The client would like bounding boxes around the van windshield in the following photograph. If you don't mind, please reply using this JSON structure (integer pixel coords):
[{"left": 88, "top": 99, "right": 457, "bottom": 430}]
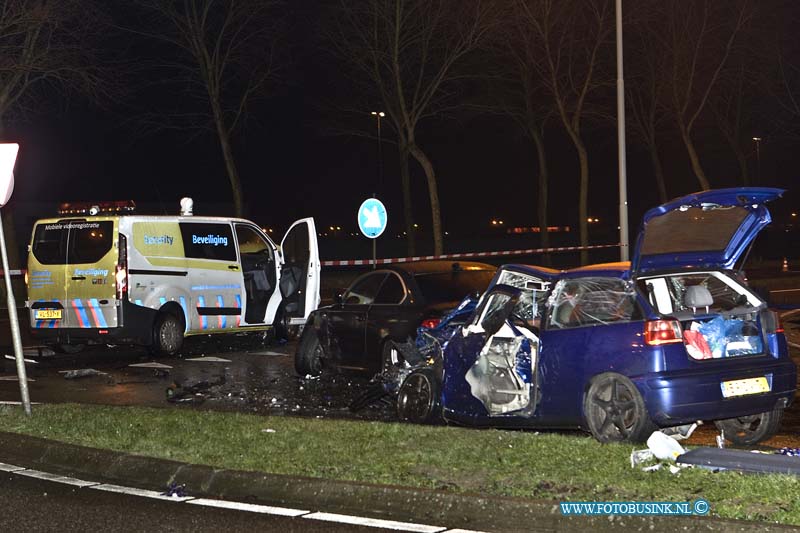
[{"left": 32, "top": 221, "right": 115, "bottom": 265}]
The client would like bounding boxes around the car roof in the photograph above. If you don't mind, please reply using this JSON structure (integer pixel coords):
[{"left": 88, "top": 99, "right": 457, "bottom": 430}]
[
  {"left": 499, "top": 262, "right": 631, "bottom": 280},
  {"left": 385, "top": 260, "right": 496, "bottom": 275}
]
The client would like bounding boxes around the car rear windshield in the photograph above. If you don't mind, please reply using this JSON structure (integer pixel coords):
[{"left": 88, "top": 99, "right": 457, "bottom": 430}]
[
  {"left": 31, "top": 220, "right": 115, "bottom": 265},
  {"left": 413, "top": 270, "right": 495, "bottom": 304}
]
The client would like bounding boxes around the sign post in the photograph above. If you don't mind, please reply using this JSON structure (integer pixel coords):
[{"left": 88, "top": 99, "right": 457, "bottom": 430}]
[
  {"left": 0, "top": 143, "right": 30, "bottom": 416},
  {"left": 357, "top": 198, "right": 387, "bottom": 269}
]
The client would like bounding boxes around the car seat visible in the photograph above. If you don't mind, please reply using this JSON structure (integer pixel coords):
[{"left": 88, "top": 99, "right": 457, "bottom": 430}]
[{"left": 684, "top": 285, "right": 713, "bottom": 313}]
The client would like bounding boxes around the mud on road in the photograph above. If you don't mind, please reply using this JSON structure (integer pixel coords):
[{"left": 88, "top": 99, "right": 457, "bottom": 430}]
[{"left": 1, "top": 311, "right": 799, "bottom": 449}]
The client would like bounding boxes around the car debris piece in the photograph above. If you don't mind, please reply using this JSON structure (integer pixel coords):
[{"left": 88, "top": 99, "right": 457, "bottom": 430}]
[
  {"left": 4, "top": 354, "right": 37, "bottom": 364},
  {"left": 677, "top": 448, "right": 800, "bottom": 475},
  {"left": 60, "top": 368, "right": 108, "bottom": 379},
  {"left": 129, "top": 362, "right": 173, "bottom": 369},
  {"left": 646, "top": 431, "right": 686, "bottom": 461},
  {"left": 349, "top": 378, "right": 391, "bottom": 412},
  {"left": 165, "top": 376, "right": 225, "bottom": 403},
  {"left": 185, "top": 356, "right": 232, "bottom": 362},
  {"left": 161, "top": 482, "right": 188, "bottom": 498}
]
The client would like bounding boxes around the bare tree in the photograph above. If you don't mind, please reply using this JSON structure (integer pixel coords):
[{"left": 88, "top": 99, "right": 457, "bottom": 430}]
[
  {"left": 330, "top": 0, "right": 496, "bottom": 256},
  {"left": 0, "top": 0, "right": 107, "bottom": 267},
  {"left": 625, "top": 1, "right": 670, "bottom": 202},
  {"left": 517, "top": 0, "right": 613, "bottom": 264},
  {"left": 129, "top": 0, "right": 286, "bottom": 217},
  {"left": 662, "top": 0, "right": 752, "bottom": 191}
]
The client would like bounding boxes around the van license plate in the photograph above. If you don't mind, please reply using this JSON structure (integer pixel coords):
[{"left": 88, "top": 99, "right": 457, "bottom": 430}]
[
  {"left": 721, "top": 377, "right": 770, "bottom": 398},
  {"left": 35, "top": 309, "right": 62, "bottom": 320}
]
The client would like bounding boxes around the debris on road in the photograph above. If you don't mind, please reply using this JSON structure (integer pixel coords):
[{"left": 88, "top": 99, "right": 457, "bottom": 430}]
[
  {"left": 129, "top": 362, "right": 173, "bottom": 369},
  {"left": 185, "top": 356, "right": 232, "bottom": 362},
  {"left": 4, "top": 354, "right": 38, "bottom": 364},
  {"left": 161, "top": 482, "right": 188, "bottom": 498},
  {"left": 165, "top": 376, "right": 226, "bottom": 404},
  {"left": 60, "top": 369, "right": 109, "bottom": 379}
]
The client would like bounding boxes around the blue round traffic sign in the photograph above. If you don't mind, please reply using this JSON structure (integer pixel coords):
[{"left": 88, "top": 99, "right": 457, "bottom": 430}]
[{"left": 357, "top": 198, "right": 388, "bottom": 239}]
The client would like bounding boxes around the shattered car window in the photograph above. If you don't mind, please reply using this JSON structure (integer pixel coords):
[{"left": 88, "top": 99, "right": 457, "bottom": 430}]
[{"left": 548, "top": 277, "right": 639, "bottom": 329}]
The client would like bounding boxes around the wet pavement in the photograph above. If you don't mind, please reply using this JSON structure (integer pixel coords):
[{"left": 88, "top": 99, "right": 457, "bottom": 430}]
[{"left": 0, "top": 311, "right": 798, "bottom": 449}]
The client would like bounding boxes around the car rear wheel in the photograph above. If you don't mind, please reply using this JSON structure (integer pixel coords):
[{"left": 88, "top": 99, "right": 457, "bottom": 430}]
[
  {"left": 397, "top": 369, "right": 441, "bottom": 424},
  {"left": 295, "top": 328, "right": 323, "bottom": 376},
  {"left": 714, "top": 408, "right": 783, "bottom": 445},
  {"left": 584, "top": 373, "right": 655, "bottom": 443},
  {"left": 152, "top": 313, "right": 183, "bottom": 356}
]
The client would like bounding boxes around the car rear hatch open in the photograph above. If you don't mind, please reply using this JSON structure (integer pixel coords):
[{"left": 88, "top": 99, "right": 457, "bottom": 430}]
[{"left": 631, "top": 187, "right": 784, "bottom": 275}]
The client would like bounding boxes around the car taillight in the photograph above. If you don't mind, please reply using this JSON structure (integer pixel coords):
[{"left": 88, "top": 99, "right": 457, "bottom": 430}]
[
  {"left": 421, "top": 318, "right": 441, "bottom": 329},
  {"left": 116, "top": 234, "right": 128, "bottom": 299},
  {"left": 644, "top": 319, "right": 683, "bottom": 345}
]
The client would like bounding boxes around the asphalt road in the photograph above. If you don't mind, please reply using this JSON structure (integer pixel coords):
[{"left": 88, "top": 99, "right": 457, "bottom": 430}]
[{"left": 0, "top": 471, "right": 404, "bottom": 533}]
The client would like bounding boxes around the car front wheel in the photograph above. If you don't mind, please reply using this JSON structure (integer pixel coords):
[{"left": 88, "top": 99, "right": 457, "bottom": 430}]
[
  {"left": 714, "top": 408, "right": 783, "bottom": 445},
  {"left": 152, "top": 313, "right": 183, "bottom": 356},
  {"left": 397, "top": 369, "right": 441, "bottom": 424},
  {"left": 584, "top": 372, "right": 655, "bottom": 443},
  {"left": 295, "top": 328, "right": 323, "bottom": 376}
]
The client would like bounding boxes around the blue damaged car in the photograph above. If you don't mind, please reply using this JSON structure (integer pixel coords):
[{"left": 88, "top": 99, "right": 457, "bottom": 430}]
[{"left": 396, "top": 188, "right": 797, "bottom": 444}]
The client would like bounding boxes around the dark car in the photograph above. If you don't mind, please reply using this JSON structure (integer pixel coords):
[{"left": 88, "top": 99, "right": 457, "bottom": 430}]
[
  {"left": 295, "top": 261, "right": 496, "bottom": 377},
  {"left": 396, "top": 188, "right": 797, "bottom": 445}
]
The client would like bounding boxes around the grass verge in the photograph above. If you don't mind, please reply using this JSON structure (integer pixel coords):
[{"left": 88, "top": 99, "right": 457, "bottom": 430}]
[{"left": 1, "top": 403, "right": 798, "bottom": 524}]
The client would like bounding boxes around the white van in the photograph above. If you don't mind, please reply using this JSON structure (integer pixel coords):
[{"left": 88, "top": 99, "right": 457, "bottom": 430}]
[{"left": 26, "top": 200, "right": 320, "bottom": 355}]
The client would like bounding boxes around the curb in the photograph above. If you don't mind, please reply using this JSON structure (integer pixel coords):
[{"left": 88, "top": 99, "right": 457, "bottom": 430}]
[{"left": 0, "top": 432, "right": 796, "bottom": 532}]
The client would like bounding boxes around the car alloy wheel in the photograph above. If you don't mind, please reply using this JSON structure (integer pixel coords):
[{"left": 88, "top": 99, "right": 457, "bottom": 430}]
[
  {"left": 397, "top": 369, "right": 441, "bottom": 424},
  {"left": 714, "top": 408, "right": 783, "bottom": 445},
  {"left": 154, "top": 313, "right": 183, "bottom": 356},
  {"left": 584, "top": 372, "right": 654, "bottom": 443}
]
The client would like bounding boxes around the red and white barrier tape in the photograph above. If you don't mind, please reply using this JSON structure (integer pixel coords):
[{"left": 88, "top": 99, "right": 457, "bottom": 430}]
[{"left": 321, "top": 243, "right": 621, "bottom": 267}]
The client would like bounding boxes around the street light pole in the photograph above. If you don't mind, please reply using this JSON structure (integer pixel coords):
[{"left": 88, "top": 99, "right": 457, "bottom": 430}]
[
  {"left": 616, "top": 0, "right": 630, "bottom": 261},
  {"left": 370, "top": 111, "right": 384, "bottom": 269},
  {"left": 752, "top": 136, "right": 762, "bottom": 182},
  {"left": 371, "top": 111, "right": 385, "bottom": 196}
]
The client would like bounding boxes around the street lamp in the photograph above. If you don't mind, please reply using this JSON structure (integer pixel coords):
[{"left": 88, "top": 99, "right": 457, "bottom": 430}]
[
  {"left": 371, "top": 111, "right": 385, "bottom": 196},
  {"left": 752, "top": 137, "right": 762, "bottom": 182}
]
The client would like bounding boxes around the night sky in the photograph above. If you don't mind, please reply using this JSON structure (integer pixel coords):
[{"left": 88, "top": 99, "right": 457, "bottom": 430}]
[{"left": 6, "top": 1, "right": 800, "bottom": 261}]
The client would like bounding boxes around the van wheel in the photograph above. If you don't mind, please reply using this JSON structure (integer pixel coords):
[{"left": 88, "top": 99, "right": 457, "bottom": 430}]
[
  {"left": 295, "top": 328, "right": 323, "bottom": 376},
  {"left": 584, "top": 373, "right": 655, "bottom": 443},
  {"left": 397, "top": 369, "right": 441, "bottom": 424},
  {"left": 53, "top": 343, "right": 86, "bottom": 354},
  {"left": 714, "top": 408, "right": 783, "bottom": 445},
  {"left": 152, "top": 313, "right": 183, "bottom": 356}
]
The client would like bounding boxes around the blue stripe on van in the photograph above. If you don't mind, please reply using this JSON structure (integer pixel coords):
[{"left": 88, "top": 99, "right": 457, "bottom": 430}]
[{"left": 197, "top": 296, "right": 207, "bottom": 329}]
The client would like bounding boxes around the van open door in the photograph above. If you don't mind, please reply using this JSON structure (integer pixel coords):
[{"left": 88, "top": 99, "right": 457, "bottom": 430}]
[{"left": 279, "top": 217, "right": 320, "bottom": 324}]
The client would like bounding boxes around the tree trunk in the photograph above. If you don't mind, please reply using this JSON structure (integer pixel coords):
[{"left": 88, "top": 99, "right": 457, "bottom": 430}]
[
  {"left": 211, "top": 102, "right": 244, "bottom": 217},
  {"left": 398, "top": 141, "right": 416, "bottom": 256},
  {"left": 737, "top": 149, "right": 749, "bottom": 186},
  {"left": 679, "top": 124, "right": 711, "bottom": 191},
  {"left": 648, "top": 142, "right": 667, "bottom": 203},
  {"left": 576, "top": 139, "right": 589, "bottom": 265},
  {"left": 530, "top": 125, "right": 550, "bottom": 265},
  {"left": 408, "top": 141, "right": 443, "bottom": 256}
]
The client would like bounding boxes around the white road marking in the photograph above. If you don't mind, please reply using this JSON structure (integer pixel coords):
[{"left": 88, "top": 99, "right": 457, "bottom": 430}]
[
  {"left": 91, "top": 483, "right": 195, "bottom": 502},
  {"left": 303, "top": 512, "right": 446, "bottom": 532},
  {"left": 188, "top": 498, "right": 309, "bottom": 516},
  {"left": 184, "top": 357, "right": 232, "bottom": 362},
  {"left": 0, "top": 464, "right": 467, "bottom": 531},
  {"left": 16, "top": 469, "right": 99, "bottom": 487}
]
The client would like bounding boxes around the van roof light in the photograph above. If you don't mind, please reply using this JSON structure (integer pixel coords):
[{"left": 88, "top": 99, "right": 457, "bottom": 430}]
[
  {"left": 58, "top": 200, "right": 136, "bottom": 216},
  {"left": 180, "top": 197, "right": 193, "bottom": 216}
]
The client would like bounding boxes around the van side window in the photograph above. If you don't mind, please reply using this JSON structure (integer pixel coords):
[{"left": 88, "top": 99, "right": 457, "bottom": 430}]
[
  {"left": 179, "top": 223, "right": 236, "bottom": 261},
  {"left": 31, "top": 221, "right": 114, "bottom": 265}
]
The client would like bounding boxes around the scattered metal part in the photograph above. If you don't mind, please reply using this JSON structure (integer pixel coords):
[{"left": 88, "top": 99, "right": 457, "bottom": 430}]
[
  {"left": 129, "top": 362, "right": 173, "bottom": 369},
  {"left": 60, "top": 369, "right": 108, "bottom": 379}
]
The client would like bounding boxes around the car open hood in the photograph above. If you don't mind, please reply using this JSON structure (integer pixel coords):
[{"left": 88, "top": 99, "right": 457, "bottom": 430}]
[{"left": 631, "top": 187, "right": 784, "bottom": 275}]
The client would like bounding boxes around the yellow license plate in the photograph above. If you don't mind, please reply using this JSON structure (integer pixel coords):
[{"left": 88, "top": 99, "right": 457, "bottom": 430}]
[
  {"left": 721, "top": 377, "right": 771, "bottom": 398},
  {"left": 35, "top": 309, "right": 62, "bottom": 320}
]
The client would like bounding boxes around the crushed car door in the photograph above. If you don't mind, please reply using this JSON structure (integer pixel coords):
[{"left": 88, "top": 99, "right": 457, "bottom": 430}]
[
  {"left": 442, "top": 285, "right": 540, "bottom": 419},
  {"left": 273, "top": 217, "right": 320, "bottom": 325}
]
